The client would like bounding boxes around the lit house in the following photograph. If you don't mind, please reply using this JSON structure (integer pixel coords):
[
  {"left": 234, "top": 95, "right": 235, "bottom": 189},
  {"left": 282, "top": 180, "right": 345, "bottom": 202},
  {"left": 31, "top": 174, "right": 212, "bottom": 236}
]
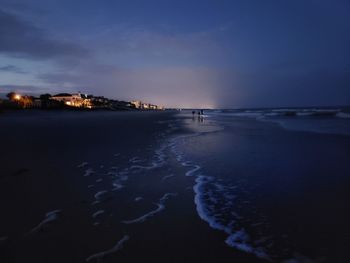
[
  {"left": 51, "top": 93, "right": 92, "bottom": 108},
  {"left": 131, "top": 100, "right": 142, "bottom": 109}
]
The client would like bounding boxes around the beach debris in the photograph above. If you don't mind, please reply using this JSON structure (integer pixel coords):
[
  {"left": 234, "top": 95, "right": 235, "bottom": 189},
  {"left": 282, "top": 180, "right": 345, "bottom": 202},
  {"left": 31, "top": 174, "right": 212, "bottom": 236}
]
[
  {"left": 27, "top": 210, "right": 62, "bottom": 235},
  {"left": 77, "top": 162, "right": 88, "bottom": 168},
  {"left": 86, "top": 235, "right": 130, "bottom": 262},
  {"left": 122, "top": 193, "right": 177, "bottom": 224}
]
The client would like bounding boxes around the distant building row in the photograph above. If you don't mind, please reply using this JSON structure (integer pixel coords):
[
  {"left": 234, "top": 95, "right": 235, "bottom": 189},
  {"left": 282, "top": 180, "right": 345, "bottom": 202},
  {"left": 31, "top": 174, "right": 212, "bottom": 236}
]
[
  {"left": 1, "top": 92, "right": 164, "bottom": 111},
  {"left": 130, "top": 100, "right": 164, "bottom": 110}
]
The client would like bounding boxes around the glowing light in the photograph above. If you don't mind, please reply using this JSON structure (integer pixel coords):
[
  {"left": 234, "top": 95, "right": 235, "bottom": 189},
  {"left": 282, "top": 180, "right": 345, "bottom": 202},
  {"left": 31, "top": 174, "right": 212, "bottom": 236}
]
[
  {"left": 14, "top": 94, "right": 21, "bottom": 100},
  {"left": 65, "top": 101, "right": 72, "bottom": 105}
]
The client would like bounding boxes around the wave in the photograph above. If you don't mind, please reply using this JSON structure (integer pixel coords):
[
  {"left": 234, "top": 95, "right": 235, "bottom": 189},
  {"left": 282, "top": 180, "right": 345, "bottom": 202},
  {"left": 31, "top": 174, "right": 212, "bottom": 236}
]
[
  {"left": 192, "top": 175, "right": 270, "bottom": 260},
  {"left": 168, "top": 126, "right": 274, "bottom": 260}
]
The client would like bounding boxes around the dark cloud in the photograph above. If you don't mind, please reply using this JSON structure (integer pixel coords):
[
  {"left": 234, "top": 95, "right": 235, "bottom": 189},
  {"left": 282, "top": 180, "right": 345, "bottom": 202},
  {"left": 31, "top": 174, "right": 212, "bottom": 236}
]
[
  {"left": 0, "top": 64, "right": 26, "bottom": 73},
  {"left": 0, "top": 9, "right": 88, "bottom": 60}
]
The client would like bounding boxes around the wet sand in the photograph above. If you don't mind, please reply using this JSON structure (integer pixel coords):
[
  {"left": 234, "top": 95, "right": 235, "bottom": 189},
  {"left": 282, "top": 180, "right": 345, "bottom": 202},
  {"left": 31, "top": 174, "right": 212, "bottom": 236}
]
[
  {"left": 0, "top": 111, "right": 263, "bottom": 263},
  {"left": 2, "top": 110, "right": 348, "bottom": 262}
]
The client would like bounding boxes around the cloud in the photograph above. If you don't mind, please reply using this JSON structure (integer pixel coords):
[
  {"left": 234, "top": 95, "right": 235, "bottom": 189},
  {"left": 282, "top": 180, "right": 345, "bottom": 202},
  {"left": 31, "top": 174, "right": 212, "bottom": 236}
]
[
  {"left": 0, "top": 64, "right": 27, "bottom": 73},
  {"left": 0, "top": 84, "right": 51, "bottom": 95},
  {"left": 0, "top": 9, "right": 88, "bottom": 60}
]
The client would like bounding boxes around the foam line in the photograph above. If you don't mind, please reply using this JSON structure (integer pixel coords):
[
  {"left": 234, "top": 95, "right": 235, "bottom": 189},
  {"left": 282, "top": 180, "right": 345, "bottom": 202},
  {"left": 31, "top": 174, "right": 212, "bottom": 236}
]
[
  {"left": 94, "top": 190, "right": 108, "bottom": 200},
  {"left": 28, "top": 210, "right": 61, "bottom": 234},
  {"left": 86, "top": 235, "right": 130, "bottom": 262},
  {"left": 84, "top": 168, "right": 94, "bottom": 177},
  {"left": 193, "top": 175, "right": 270, "bottom": 260},
  {"left": 185, "top": 165, "right": 201, "bottom": 177},
  {"left": 92, "top": 210, "right": 105, "bottom": 218},
  {"left": 122, "top": 193, "right": 177, "bottom": 224},
  {"left": 112, "top": 182, "right": 123, "bottom": 191}
]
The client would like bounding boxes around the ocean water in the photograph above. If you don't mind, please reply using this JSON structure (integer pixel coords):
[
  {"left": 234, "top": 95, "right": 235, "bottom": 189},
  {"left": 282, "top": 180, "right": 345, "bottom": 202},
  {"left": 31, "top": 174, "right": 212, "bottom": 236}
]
[
  {"left": 205, "top": 107, "right": 350, "bottom": 136},
  {"left": 169, "top": 109, "right": 350, "bottom": 262}
]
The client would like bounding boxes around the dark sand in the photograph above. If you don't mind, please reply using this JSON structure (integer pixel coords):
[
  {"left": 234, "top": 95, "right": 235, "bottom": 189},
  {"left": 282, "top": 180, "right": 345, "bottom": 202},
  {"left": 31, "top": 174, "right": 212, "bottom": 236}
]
[{"left": 0, "top": 111, "right": 263, "bottom": 263}]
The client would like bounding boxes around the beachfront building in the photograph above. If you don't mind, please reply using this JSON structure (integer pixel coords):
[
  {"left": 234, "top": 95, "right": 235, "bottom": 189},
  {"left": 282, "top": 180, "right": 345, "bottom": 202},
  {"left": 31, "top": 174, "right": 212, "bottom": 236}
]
[
  {"left": 142, "top": 103, "right": 150, "bottom": 110},
  {"left": 51, "top": 93, "right": 92, "bottom": 108},
  {"left": 131, "top": 100, "right": 142, "bottom": 109},
  {"left": 130, "top": 100, "right": 163, "bottom": 110}
]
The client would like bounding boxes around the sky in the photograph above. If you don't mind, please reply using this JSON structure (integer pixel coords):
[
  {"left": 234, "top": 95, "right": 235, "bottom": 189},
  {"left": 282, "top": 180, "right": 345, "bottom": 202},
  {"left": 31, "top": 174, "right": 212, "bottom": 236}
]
[{"left": 0, "top": 0, "right": 349, "bottom": 108}]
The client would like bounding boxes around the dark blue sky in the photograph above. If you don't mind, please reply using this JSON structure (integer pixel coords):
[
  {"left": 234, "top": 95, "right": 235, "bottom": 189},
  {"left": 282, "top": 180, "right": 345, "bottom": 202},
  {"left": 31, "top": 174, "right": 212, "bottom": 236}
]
[{"left": 0, "top": 0, "right": 349, "bottom": 108}]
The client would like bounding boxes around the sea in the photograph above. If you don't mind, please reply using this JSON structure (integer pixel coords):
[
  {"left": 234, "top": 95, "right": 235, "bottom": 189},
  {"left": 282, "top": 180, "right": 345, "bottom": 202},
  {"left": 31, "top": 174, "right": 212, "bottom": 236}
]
[
  {"left": 73, "top": 108, "right": 350, "bottom": 262},
  {"left": 166, "top": 107, "right": 350, "bottom": 262}
]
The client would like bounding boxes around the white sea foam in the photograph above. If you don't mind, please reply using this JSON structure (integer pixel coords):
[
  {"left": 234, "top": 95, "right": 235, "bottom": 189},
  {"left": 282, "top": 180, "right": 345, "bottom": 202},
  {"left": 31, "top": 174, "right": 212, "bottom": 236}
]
[
  {"left": 193, "top": 175, "right": 270, "bottom": 259},
  {"left": 92, "top": 210, "right": 105, "bottom": 218},
  {"left": 225, "top": 230, "right": 270, "bottom": 259},
  {"left": 77, "top": 162, "right": 88, "bottom": 168},
  {"left": 96, "top": 178, "right": 103, "bottom": 182},
  {"left": 86, "top": 235, "right": 130, "bottom": 262},
  {"left": 84, "top": 168, "right": 95, "bottom": 177},
  {"left": 134, "top": 197, "right": 143, "bottom": 202},
  {"left": 129, "top": 157, "right": 145, "bottom": 163},
  {"left": 185, "top": 164, "right": 201, "bottom": 177},
  {"left": 28, "top": 210, "right": 61, "bottom": 234},
  {"left": 112, "top": 182, "right": 123, "bottom": 191},
  {"left": 122, "top": 193, "right": 177, "bottom": 224},
  {"left": 337, "top": 112, "right": 350, "bottom": 119},
  {"left": 94, "top": 190, "right": 108, "bottom": 200}
]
